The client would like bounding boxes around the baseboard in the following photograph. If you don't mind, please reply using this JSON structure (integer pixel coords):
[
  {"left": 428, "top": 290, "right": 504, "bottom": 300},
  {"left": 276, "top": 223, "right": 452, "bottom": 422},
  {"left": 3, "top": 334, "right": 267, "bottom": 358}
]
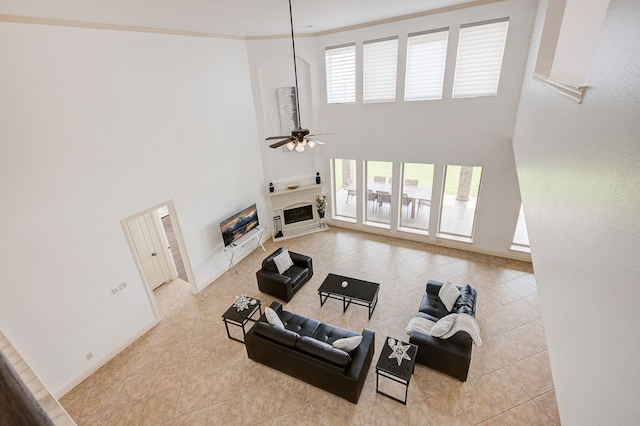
[
  {"left": 328, "top": 220, "right": 532, "bottom": 263},
  {"left": 54, "top": 318, "right": 159, "bottom": 398}
]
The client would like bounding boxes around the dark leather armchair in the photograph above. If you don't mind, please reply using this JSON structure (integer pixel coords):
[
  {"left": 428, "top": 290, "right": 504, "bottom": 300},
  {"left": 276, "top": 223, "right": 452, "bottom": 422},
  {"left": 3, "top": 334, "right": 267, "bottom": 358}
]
[{"left": 255, "top": 248, "right": 313, "bottom": 302}]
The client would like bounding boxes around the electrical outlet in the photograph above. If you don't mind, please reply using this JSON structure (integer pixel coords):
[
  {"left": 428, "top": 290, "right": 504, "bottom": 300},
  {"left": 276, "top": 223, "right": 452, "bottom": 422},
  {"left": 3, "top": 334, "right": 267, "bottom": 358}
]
[
  {"left": 119, "top": 282, "right": 127, "bottom": 290},
  {"left": 86, "top": 352, "right": 93, "bottom": 360}
]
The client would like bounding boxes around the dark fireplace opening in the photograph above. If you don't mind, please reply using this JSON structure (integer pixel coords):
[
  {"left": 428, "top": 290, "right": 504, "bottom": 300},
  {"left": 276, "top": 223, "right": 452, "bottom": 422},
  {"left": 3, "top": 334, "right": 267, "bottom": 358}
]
[{"left": 283, "top": 205, "right": 314, "bottom": 225}]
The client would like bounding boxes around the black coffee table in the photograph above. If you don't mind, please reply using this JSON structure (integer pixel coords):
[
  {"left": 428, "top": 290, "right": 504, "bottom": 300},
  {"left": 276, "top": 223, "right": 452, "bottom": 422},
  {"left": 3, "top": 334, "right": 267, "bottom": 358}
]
[
  {"left": 317, "top": 273, "right": 380, "bottom": 319},
  {"left": 376, "top": 336, "right": 418, "bottom": 405}
]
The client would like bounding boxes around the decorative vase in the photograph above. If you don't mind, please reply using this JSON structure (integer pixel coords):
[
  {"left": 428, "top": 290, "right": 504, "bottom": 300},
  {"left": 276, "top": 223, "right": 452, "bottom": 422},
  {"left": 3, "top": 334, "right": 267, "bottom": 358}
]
[
  {"left": 315, "top": 172, "right": 321, "bottom": 184},
  {"left": 318, "top": 209, "right": 325, "bottom": 218},
  {"left": 269, "top": 182, "right": 274, "bottom": 193}
]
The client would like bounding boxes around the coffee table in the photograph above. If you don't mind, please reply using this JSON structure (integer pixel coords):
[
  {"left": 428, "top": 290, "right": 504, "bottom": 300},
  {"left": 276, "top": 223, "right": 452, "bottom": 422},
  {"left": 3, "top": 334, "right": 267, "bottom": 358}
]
[
  {"left": 317, "top": 273, "right": 380, "bottom": 319},
  {"left": 375, "top": 336, "right": 418, "bottom": 405},
  {"left": 221, "top": 297, "right": 262, "bottom": 343}
]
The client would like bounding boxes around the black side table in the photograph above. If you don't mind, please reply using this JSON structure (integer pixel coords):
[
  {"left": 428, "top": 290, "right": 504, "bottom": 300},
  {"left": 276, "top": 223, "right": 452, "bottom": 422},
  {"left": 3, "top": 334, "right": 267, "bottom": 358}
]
[
  {"left": 221, "top": 297, "right": 262, "bottom": 343},
  {"left": 375, "top": 336, "right": 418, "bottom": 405}
]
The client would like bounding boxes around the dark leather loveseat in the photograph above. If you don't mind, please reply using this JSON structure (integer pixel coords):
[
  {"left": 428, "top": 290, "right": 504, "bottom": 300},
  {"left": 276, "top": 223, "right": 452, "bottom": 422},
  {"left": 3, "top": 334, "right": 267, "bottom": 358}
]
[
  {"left": 245, "top": 301, "right": 375, "bottom": 403},
  {"left": 409, "top": 279, "right": 478, "bottom": 381},
  {"left": 255, "top": 248, "right": 313, "bottom": 302}
]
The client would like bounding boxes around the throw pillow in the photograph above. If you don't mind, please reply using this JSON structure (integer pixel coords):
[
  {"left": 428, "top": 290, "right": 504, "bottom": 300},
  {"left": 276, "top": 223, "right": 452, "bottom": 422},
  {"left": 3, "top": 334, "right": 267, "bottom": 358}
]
[
  {"left": 273, "top": 249, "right": 294, "bottom": 274},
  {"left": 265, "top": 307, "right": 285, "bottom": 329},
  {"left": 430, "top": 313, "right": 458, "bottom": 337},
  {"left": 405, "top": 316, "right": 437, "bottom": 335},
  {"left": 332, "top": 335, "right": 363, "bottom": 352},
  {"left": 439, "top": 278, "right": 461, "bottom": 312}
]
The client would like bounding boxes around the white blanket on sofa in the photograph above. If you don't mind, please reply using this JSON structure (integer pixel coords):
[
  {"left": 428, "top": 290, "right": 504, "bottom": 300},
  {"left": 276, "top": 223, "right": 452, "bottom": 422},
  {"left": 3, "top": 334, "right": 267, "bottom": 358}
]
[{"left": 430, "top": 313, "right": 482, "bottom": 347}]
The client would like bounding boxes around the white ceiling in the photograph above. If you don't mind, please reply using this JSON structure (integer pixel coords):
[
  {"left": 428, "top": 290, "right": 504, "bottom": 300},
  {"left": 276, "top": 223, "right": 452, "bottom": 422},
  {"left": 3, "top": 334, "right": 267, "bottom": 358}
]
[{"left": 0, "top": 0, "right": 483, "bottom": 38}]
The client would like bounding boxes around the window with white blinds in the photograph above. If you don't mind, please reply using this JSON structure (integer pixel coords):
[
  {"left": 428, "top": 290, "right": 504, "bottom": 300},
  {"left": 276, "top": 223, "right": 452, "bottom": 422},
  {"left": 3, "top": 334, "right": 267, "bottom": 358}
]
[
  {"left": 363, "top": 37, "right": 398, "bottom": 103},
  {"left": 325, "top": 44, "right": 356, "bottom": 104},
  {"left": 452, "top": 18, "right": 509, "bottom": 98},
  {"left": 405, "top": 28, "right": 449, "bottom": 101}
]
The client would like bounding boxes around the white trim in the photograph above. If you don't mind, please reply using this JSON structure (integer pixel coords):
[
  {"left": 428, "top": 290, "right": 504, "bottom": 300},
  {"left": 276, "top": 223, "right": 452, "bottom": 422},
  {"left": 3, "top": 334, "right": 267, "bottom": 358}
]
[
  {"left": 54, "top": 319, "right": 158, "bottom": 398},
  {"left": 533, "top": 73, "right": 586, "bottom": 104}
]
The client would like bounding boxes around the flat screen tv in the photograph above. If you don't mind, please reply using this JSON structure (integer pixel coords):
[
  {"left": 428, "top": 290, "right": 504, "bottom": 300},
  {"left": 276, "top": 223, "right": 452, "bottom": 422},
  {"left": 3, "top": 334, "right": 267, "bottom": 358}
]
[{"left": 220, "top": 203, "right": 260, "bottom": 247}]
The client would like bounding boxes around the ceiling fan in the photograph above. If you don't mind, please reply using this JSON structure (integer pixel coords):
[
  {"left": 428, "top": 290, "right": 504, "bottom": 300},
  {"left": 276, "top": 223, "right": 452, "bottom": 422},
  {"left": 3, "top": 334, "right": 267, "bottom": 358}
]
[{"left": 266, "top": 0, "right": 326, "bottom": 153}]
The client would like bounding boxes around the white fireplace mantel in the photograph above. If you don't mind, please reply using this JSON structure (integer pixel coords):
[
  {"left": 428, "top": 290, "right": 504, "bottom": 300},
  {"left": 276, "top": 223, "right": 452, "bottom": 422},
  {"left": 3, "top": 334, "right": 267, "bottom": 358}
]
[{"left": 268, "top": 183, "right": 328, "bottom": 241}]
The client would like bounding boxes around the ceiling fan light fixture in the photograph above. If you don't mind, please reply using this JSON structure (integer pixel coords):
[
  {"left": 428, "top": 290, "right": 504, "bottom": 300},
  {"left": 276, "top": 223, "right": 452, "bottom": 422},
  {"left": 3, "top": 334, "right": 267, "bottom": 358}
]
[
  {"left": 286, "top": 141, "right": 296, "bottom": 151},
  {"left": 308, "top": 140, "right": 316, "bottom": 149},
  {"left": 295, "top": 143, "right": 305, "bottom": 152}
]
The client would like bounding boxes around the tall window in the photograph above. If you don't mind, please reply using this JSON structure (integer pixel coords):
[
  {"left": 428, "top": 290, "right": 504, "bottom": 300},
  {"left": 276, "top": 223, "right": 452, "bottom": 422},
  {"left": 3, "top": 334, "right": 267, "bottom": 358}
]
[
  {"left": 326, "top": 44, "right": 356, "bottom": 104},
  {"left": 399, "top": 163, "right": 435, "bottom": 233},
  {"left": 405, "top": 28, "right": 449, "bottom": 101},
  {"left": 511, "top": 204, "right": 530, "bottom": 250},
  {"left": 332, "top": 158, "right": 357, "bottom": 220},
  {"left": 363, "top": 37, "right": 398, "bottom": 103},
  {"left": 452, "top": 18, "right": 509, "bottom": 98},
  {"left": 365, "top": 161, "right": 393, "bottom": 226},
  {"left": 438, "top": 165, "right": 483, "bottom": 239}
]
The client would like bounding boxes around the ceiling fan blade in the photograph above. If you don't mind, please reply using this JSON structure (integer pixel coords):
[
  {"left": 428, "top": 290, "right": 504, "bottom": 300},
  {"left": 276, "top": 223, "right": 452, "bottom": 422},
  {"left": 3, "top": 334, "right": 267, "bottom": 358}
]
[
  {"left": 305, "top": 137, "right": 325, "bottom": 145},
  {"left": 269, "top": 138, "right": 294, "bottom": 148},
  {"left": 306, "top": 133, "right": 334, "bottom": 137},
  {"left": 266, "top": 135, "right": 291, "bottom": 140}
]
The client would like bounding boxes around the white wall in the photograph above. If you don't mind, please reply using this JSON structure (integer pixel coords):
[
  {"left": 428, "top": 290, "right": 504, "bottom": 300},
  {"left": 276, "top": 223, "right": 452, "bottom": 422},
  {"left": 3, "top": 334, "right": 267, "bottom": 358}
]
[
  {"left": 512, "top": 0, "right": 640, "bottom": 424},
  {"left": 248, "top": 0, "right": 538, "bottom": 257},
  {"left": 0, "top": 22, "right": 265, "bottom": 394}
]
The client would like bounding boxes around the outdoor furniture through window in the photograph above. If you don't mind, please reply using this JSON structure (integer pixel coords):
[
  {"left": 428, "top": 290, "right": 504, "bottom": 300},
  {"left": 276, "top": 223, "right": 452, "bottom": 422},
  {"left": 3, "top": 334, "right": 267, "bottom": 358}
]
[
  {"left": 374, "top": 176, "right": 387, "bottom": 183},
  {"left": 401, "top": 193, "right": 412, "bottom": 219},
  {"left": 368, "top": 190, "right": 378, "bottom": 211},
  {"left": 404, "top": 179, "right": 419, "bottom": 186},
  {"left": 344, "top": 178, "right": 356, "bottom": 204},
  {"left": 377, "top": 191, "right": 391, "bottom": 214}
]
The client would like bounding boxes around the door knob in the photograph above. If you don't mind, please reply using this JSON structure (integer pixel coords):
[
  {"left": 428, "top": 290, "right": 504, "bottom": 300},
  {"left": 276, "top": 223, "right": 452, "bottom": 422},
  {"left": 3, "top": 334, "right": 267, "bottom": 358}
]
[{"left": 151, "top": 252, "right": 157, "bottom": 256}]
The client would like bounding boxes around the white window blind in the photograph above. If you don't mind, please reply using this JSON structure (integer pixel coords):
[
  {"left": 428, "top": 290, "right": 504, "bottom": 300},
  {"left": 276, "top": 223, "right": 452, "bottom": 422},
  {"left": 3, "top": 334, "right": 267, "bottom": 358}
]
[
  {"left": 452, "top": 18, "right": 509, "bottom": 98},
  {"left": 325, "top": 44, "right": 356, "bottom": 104},
  {"left": 405, "top": 28, "right": 449, "bottom": 101},
  {"left": 363, "top": 37, "right": 398, "bottom": 103}
]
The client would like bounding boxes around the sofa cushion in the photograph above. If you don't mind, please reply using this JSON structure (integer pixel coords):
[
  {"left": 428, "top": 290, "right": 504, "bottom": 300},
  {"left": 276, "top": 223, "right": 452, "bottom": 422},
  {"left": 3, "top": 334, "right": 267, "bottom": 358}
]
[
  {"left": 296, "top": 336, "right": 352, "bottom": 367},
  {"left": 439, "top": 278, "right": 461, "bottom": 312},
  {"left": 311, "top": 323, "right": 359, "bottom": 345},
  {"left": 282, "top": 265, "right": 308, "bottom": 285},
  {"left": 252, "top": 321, "right": 299, "bottom": 347},
  {"left": 281, "top": 313, "right": 320, "bottom": 337},
  {"left": 265, "top": 307, "right": 285, "bottom": 329},
  {"left": 273, "top": 249, "right": 294, "bottom": 274},
  {"left": 332, "top": 335, "right": 363, "bottom": 352}
]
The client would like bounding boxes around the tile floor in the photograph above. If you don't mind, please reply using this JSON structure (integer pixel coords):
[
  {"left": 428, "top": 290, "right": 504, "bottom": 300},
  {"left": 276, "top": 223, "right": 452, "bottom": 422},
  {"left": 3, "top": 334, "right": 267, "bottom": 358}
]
[{"left": 60, "top": 228, "right": 559, "bottom": 425}]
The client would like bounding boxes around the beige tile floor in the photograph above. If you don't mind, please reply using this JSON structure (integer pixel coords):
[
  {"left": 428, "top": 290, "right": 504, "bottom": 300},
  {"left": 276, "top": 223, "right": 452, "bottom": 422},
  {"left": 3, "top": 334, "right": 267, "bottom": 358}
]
[{"left": 60, "top": 228, "right": 559, "bottom": 425}]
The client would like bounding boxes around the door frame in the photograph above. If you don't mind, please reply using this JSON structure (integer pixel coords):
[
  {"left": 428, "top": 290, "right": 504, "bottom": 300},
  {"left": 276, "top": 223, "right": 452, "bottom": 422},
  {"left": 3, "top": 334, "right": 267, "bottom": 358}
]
[{"left": 122, "top": 200, "right": 196, "bottom": 320}]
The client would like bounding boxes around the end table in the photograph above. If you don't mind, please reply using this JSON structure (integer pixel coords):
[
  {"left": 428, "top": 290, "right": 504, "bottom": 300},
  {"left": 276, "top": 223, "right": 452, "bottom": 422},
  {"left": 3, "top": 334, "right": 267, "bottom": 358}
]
[
  {"left": 221, "top": 297, "right": 262, "bottom": 343},
  {"left": 375, "top": 336, "right": 418, "bottom": 405}
]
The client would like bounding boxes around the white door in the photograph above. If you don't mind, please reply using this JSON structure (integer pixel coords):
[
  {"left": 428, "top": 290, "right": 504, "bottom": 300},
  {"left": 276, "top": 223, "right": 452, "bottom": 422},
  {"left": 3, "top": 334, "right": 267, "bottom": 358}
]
[{"left": 126, "top": 213, "right": 169, "bottom": 290}]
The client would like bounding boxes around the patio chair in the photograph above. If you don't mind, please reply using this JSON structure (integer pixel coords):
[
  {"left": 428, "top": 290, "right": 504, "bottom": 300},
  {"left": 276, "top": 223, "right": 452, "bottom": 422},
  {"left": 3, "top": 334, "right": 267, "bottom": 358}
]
[
  {"left": 401, "top": 193, "right": 412, "bottom": 219},
  {"left": 417, "top": 198, "right": 431, "bottom": 214},
  {"left": 344, "top": 178, "right": 356, "bottom": 204},
  {"left": 374, "top": 176, "right": 386, "bottom": 183},
  {"left": 376, "top": 191, "right": 391, "bottom": 214},
  {"left": 368, "top": 189, "right": 377, "bottom": 212},
  {"left": 404, "top": 179, "right": 419, "bottom": 187}
]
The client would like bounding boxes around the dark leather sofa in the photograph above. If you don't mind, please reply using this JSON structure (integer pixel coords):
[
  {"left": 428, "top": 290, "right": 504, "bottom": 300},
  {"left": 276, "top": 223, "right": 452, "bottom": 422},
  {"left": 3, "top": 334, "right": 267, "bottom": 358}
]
[
  {"left": 409, "top": 279, "right": 478, "bottom": 381},
  {"left": 255, "top": 248, "right": 313, "bottom": 302},
  {"left": 245, "top": 301, "right": 375, "bottom": 403}
]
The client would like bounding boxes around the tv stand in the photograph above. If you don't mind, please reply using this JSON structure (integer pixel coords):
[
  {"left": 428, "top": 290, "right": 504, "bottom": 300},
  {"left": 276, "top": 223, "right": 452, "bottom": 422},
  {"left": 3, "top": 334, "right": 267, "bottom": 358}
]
[{"left": 224, "top": 227, "right": 266, "bottom": 274}]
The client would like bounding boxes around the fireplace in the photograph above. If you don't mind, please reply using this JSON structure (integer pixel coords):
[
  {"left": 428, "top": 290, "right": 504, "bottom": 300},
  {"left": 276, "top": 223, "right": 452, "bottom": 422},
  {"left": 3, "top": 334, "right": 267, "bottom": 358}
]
[
  {"left": 284, "top": 205, "right": 313, "bottom": 225},
  {"left": 268, "top": 183, "right": 328, "bottom": 241}
]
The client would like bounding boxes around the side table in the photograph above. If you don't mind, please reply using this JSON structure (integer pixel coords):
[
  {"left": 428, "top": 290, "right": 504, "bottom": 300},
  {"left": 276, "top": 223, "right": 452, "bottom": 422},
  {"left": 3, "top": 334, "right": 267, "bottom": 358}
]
[
  {"left": 221, "top": 297, "right": 262, "bottom": 343},
  {"left": 375, "top": 336, "right": 418, "bottom": 405}
]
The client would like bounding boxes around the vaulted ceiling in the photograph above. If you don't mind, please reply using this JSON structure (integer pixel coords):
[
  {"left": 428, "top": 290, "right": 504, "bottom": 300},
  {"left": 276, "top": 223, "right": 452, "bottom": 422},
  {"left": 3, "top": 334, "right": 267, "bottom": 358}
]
[{"left": 0, "top": 0, "right": 489, "bottom": 38}]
